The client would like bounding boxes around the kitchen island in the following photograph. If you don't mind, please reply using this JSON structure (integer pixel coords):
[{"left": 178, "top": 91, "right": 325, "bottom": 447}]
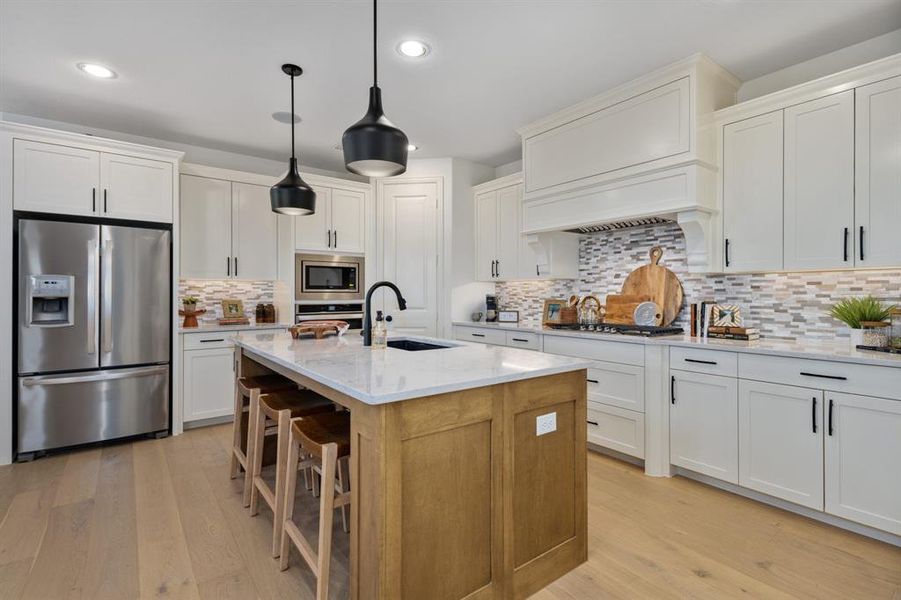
[{"left": 234, "top": 331, "right": 590, "bottom": 600}]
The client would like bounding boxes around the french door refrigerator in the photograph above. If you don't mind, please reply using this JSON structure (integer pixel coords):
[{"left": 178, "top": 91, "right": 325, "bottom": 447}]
[{"left": 16, "top": 217, "right": 170, "bottom": 459}]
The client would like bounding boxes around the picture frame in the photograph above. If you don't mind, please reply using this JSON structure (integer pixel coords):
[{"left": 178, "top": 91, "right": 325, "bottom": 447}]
[
  {"left": 712, "top": 304, "right": 742, "bottom": 327},
  {"left": 220, "top": 299, "right": 245, "bottom": 319},
  {"left": 542, "top": 299, "right": 566, "bottom": 325},
  {"left": 498, "top": 310, "right": 519, "bottom": 323}
]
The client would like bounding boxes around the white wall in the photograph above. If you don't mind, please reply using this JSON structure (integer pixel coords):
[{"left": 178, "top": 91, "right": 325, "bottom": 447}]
[
  {"left": 495, "top": 159, "right": 523, "bottom": 179},
  {"left": 738, "top": 28, "right": 901, "bottom": 101}
]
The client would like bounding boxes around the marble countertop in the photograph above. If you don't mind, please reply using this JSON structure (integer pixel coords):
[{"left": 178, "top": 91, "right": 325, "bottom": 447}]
[
  {"left": 453, "top": 321, "right": 901, "bottom": 368},
  {"left": 179, "top": 322, "right": 290, "bottom": 334},
  {"left": 234, "top": 331, "right": 592, "bottom": 405}
]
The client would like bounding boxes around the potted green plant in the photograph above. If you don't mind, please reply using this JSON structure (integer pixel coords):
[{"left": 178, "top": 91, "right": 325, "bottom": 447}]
[
  {"left": 182, "top": 296, "right": 199, "bottom": 311},
  {"left": 829, "top": 296, "right": 895, "bottom": 348}
]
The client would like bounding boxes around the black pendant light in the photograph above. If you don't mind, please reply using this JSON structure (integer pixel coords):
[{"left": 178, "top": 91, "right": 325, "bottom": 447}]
[
  {"left": 342, "top": 0, "right": 408, "bottom": 177},
  {"left": 271, "top": 64, "right": 316, "bottom": 215}
]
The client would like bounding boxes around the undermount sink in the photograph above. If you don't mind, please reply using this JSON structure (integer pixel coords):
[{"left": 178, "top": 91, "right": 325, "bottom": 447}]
[{"left": 387, "top": 339, "right": 455, "bottom": 352}]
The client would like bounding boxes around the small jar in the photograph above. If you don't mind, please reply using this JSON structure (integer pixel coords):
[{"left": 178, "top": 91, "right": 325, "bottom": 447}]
[{"left": 860, "top": 321, "right": 890, "bottom": 348}]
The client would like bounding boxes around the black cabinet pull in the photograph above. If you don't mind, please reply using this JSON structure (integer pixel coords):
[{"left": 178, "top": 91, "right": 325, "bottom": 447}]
[
  {"left": 227, "top": 257, "right": 231, "bottom": 276},
  {"left": 587, "top": 378, "right": 599, "bottom": 384},
  {"left": 828, "top": 399, "right": 834, "bottom": 436},
  {"left": 92, "top": 187, "right": 96, "bottom": 212},
  {"left": 471, "top": 333, "right": 485, "bottom": 338},
  {"left": 725, "top": 238, "right": 731, "bottom": 267},
  {"left": 859, "top": 226, "right": 865, "bottom": 261},
  {"left": 200, "top": 338, "right": 226, "bottom": 343},
  {"left": 670, "top": 375, "right": 676, "bottom": 404},
  {"left": 103, "top": 189, "right": 108, "bottom": 213},
  {"left": 536, "top": 264, "right": 540, "bottom": 277},
  {"left": 327, "top": 230, "right": 331, "bottom": 248},
  {"left": 511, "top": 338, "right": 529, "bottom": 343},
  {"left": 843, "top": 227, "right": 849, "bottom": 262},
  {"left": 685, "top": 358, "right": 717, "bottom": 365},
  {"left": 811, "top": 397, "right": 817, "bottom": 434},
  {"left": 800, "top": 371, "right": 847, "bottom": 381},
  {"left": 496, "top": 259, "right": 500, "bottom": 278},
  {"left": 333, "top": 230, "right": 337, "bottom": 248},
  {"left": 587, "top": 420, "right": 599, "bottom": 427},
  {"left": 234, "top": 257, "right": 238, "bottom": 277}
]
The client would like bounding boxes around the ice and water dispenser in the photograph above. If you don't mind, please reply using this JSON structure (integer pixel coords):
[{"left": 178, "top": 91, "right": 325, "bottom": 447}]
[{"left": 26, "top": 275, "right": 74, "bottom": 327}]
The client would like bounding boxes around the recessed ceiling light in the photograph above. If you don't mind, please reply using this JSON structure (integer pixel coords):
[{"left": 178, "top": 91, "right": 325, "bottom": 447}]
[
  {"left": 397, "top": 40, "right": 430, "bottom": 58},
  {"left": 407, "top": 144, "right": 418, "bottom": 152},
  {"left": 77, "top": 63, "right": 116, "bottom": 79},
  {"left": 272, "top": 111, "right": 301, "bottom": 124}
]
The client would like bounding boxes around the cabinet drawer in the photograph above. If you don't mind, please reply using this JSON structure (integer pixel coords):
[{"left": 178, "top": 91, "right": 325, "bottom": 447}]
[
  {"left": 587, "top": 403, "right": 645, "bottom": 459},
  {"left": 505, "top": 331, "right": 542, "bottom": 350},
  {"left": 183, "top": 332, "right": 236, "bottom": 350},
  {"left": 543, "top": 334, "right": 645, "bottom": 366},
  {"left": 587, "top": 361, "right": 645, "bottom": 412},
  {"left": 670, "top": 347, "right": 737, "bottom": 377},
  {"left": 452, "top": 326, "right": 506, "bottom": 346},
  {"left": 739, "top": 354, "right": 901, "bottom": 400}
]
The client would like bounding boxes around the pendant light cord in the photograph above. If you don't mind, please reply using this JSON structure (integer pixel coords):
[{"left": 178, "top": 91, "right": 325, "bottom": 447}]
[
  {"left": 290, "top": 72, "right": 296, "bottom": 159},
  {"left": 373, "top": 0, "right": 378, "bottom": 88}
]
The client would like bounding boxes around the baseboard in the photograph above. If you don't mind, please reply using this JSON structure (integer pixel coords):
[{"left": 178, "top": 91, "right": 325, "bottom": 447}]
[
  {"left": 588, "top": 443, "right": 645, "bottom": 468},
  {"left": 183, "top": 414, "right": 233, "bottom": 430},
  {"left": 673, "top": 467, "right": 901, "bottom": 547}
]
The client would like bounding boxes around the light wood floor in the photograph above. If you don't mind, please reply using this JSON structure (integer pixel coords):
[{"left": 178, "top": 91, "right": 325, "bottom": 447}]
[{"left": 0, "top": 425, "right": 898, "bottom": 599}]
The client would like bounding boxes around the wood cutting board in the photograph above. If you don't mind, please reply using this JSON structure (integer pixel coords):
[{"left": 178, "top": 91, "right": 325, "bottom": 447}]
[
  {"left": 604, "top": 294, "right": 653, "bottom": 325},
  {"left": 620, "top": 246, "right": 683, "bottom": 326}
]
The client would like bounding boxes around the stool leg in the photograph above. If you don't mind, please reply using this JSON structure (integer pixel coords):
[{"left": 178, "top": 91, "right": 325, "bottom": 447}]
[
  {"left": 316, "top": 443, "right": 338, "bottom": 600},
  {"left": 337, "top": 456, "right": 349, "bottom": 533},
  {"left": 230, "top": 383, "right": 244, "bottom": 479},
  {"left": 271, "top": 409, "right": 291, "bottom": 558},
  {"left": 279, "top": 434, "right": 301, "bottom": 571},
  {"left": 247, "top": 391, "right": 266, "bottom": 513}
]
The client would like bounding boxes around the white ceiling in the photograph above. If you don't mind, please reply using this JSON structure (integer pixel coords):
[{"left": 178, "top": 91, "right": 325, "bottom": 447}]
[{"left": 2, "top": 1, "right": 900, "bottom": 172}]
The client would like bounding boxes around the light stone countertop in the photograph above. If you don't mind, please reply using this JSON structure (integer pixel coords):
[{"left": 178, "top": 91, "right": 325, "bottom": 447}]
[
  {"left": 452, "top": 321, "right": 901, "bottom": 368},
  {"left": 179, "top": 322, "right": 290, "bottom": 334},
  {"left": 234, "top": 331, "right": 592, "bottom": 405}
]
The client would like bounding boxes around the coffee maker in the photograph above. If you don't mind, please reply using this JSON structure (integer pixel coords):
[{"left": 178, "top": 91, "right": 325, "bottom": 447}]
[{"left": 485, "top": 294, "right": 498, "bottom": 322}]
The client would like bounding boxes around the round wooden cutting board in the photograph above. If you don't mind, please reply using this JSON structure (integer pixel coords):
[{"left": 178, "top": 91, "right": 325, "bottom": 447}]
[{"left": 620, "top": 246, "right": 683, "bottom": 326}]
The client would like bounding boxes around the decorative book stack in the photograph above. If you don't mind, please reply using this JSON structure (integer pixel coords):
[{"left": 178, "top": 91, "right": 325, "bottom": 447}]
[{"left": 707, "top": 326, "right": 759, "bottom": 341}]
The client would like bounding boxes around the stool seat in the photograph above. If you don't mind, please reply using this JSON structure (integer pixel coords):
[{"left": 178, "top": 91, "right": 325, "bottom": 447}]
[
  {"left": 292, "top": 411, "right": 351, "bottom": 459},
  {"left": 259, "top": 390, "right": 334, "bottom": 421},
  {"left": 238, "top": 374, "right": 297, "bottom": 396}
]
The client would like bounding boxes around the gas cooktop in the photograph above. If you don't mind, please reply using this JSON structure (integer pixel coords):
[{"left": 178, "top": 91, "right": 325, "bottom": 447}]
[{"left": 546, "top": 323, "right": 684, "bottom": 337}]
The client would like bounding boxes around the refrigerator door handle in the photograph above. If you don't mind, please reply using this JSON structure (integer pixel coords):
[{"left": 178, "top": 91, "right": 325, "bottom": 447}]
[
  {"left": 21, "top": 365, "right": 169, "bottom": 387},
  {"left": 86, "top": 239, "right": 99, "bottom": 354},
  {"left": 101, "top": 237, "right": 114, "bottom": 353}
]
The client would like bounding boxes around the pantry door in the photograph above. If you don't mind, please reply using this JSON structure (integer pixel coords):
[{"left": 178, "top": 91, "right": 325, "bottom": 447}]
[{"left": 376, "top": 179, "right": 440, "bottom": 336}]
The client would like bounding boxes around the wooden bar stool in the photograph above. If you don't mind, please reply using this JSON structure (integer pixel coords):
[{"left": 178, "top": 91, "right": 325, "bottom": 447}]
[
  {"left": 248, "top": 389, "right": 335, "bottom": 557},
  {"left": 279, "top": 411, "right": 351, "bottom": 600},
  {"left": 230, "top": 375, "right": 297, "bottom": 486}
]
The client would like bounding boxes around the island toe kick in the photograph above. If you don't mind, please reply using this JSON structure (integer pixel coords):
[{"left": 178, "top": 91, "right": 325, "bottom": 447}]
[{"left": 238, "top": 347, "right": 588, "bottom": 599}]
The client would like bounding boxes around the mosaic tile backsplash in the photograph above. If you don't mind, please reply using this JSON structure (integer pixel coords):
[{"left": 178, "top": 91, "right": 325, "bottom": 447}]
[
  {"left": 496, "top": 222, "right": 901, "bottom": 341},
  {"left": 178, "top": 280, "right": 276, "bottom": 322}
]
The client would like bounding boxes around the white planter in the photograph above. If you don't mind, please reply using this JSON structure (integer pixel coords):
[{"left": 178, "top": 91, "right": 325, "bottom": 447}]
[{"left": 849, "top": 328, "right": 865, "bottom": 348}]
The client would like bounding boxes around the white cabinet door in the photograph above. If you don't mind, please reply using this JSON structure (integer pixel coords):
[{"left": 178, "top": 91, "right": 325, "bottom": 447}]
[
  {"left": 232, "top": 182, "right": 277, "bottom": 280},
  {"left": 587, "top": 403, "right": 645, "bottom": 459},
  {"left": 295, "top": 187, "right": 331, "bottom": 252},
  {"left": 783, "top": 91, "right": 854, "bottom": 270},
  {"left": 722, "top": 112, "right": 784, "bottom": 272},
  {"left": 330, "top": 188, "right": 365, "bottom": 254},
  {"left": 825, "top": 392, "right": 901, "bottom": 535},
  {"left": 855, "top": 75, "right": 901, "bottom": 268},
  {"left": 495, "top": 184, "right": 521, "bottom": 281},
  {"left": 475, "top": 190, "right": 497, "bottom": 281},
  {"left": 13, "top": 139, "right": 100, "bottom": 217},
  {"left": 670, "top": 370, "right": 738, "bottom": 483},
  {"left": 179, "top": 175, "right": 233, "bottom": 279},
  {"left": 100, "top": 153, "right": 173, "bottom": 222},
  {"left": 738, "top": 381, "right": 824, "bottom": 510},
  {"left": 183, "top": 348, "right": 236, "bottom": 422},
  {"left": 586, "top": 362, "right": 645, "bottom": 412}
]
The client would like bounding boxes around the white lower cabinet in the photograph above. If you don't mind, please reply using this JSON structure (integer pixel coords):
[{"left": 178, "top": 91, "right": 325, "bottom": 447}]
[
  {"left": 183, "top": 346, "right": 235, "bottom": 422},
  {"left": 587, "top": 403, "right": 645, "bottom": 459},
  {"left": 670, "top": 370, "right": 739, "bottom": 483},
  {"left": 738, "top": 380, "right": 824, "bottom": 510},
  {"left": 825, "top": 392, "right": 901, "bottom": 535}
]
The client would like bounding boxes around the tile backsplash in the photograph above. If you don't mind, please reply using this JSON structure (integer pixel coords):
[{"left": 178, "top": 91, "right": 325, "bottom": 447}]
[
  {"left": 496, "top": 222, "right": 900, "bottom": 341},
  {"left": 178, "top": 279, "right": 275, "bottom": 322}
]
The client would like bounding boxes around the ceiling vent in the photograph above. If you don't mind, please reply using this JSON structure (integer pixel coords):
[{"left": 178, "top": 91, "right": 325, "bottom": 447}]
[{"left": 567, "top": 217, "right": 672, "bottom": 234}]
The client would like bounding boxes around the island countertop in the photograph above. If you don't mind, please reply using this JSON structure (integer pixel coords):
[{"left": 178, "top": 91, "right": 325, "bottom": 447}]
[{"left": 234, "top": 330, "right": 591, "bottom": 405}]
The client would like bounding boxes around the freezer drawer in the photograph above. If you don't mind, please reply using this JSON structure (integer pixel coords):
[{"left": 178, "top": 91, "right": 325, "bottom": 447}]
[{"left": 17, "top": 365, "right": 169, "bottom": 455}]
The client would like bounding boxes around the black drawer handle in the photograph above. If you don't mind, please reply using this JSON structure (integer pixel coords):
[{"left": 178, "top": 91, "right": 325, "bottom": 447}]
[
  {"left": 828, "top": 399, "right": 834, "bottom": 436},
  {"left": 684, "top": 358, "right": 718, "bottom": 365},
  {"left": 670, "top": 375, "right": 676, "bottom": 404},
  {"left": 587, "top": 420, "right": 599, "bottom": 427},
  {"left": 200, "top": 338, "right": 226, "bottom": 343},
  {"left": 800, "top": 372, "right": 847, "bottom": 381},
  {"left": 811, "top": 397, "right": 817, "bottom": 434},
  {"left": 511, "top": 338, "right": 529, "bottom": 343},
  {"left": 587, "top": 378, "right": 599, "bottom": 384},
  {"left": 471, "top": 333, "right": 485, "bottom": 338}
]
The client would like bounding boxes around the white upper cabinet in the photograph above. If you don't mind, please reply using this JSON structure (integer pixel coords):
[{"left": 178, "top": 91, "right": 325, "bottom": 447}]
[
  {"left": 495, "top": 184, "right": 521, "bottom": 280},
  {"left": 232, "top": 182, "right": 277, "bottom": 280},
  {"left": 330, "top": 187, "right": 366, "bottom": 254},
  {"left": 294, "top": 187, "right": 331, "bottom": 252},
  {"left": 13, "top": 140, "right": 100, "bottom": 217},
  {"left": 855, "top": 75, "right": 901, "bottom": 268},
  {"left": 722, "top": 112, "right": 784, "bottom": 272},
  {"left": 475, "top": 189, "right": 498, "bottom": 281},
  {"left": 783, "top": 91, "right": 854, "bottom": 271},
  {"left": 100, "top": 153, "right": 173, "bottom": 222},
  {"left": 824, "top": 391, "right": 901, "bottom": 535},
  {"left": 179, "top": 174, "right": 232, "bottom": 279}
]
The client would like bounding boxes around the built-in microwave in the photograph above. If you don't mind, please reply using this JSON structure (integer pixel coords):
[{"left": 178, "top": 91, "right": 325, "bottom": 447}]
[{"left": 295, "top": 253, "right": 364, "bottom": 302}]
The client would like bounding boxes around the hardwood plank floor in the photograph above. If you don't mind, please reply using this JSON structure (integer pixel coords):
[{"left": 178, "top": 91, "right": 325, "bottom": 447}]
[{"left": 0, "top": 424, "right": 897, "bottom": 599}]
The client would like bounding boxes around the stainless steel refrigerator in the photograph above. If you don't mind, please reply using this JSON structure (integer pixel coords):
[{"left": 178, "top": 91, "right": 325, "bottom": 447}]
[{"left": 16, "top": 217, "right": 171, "bottom": 459}]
